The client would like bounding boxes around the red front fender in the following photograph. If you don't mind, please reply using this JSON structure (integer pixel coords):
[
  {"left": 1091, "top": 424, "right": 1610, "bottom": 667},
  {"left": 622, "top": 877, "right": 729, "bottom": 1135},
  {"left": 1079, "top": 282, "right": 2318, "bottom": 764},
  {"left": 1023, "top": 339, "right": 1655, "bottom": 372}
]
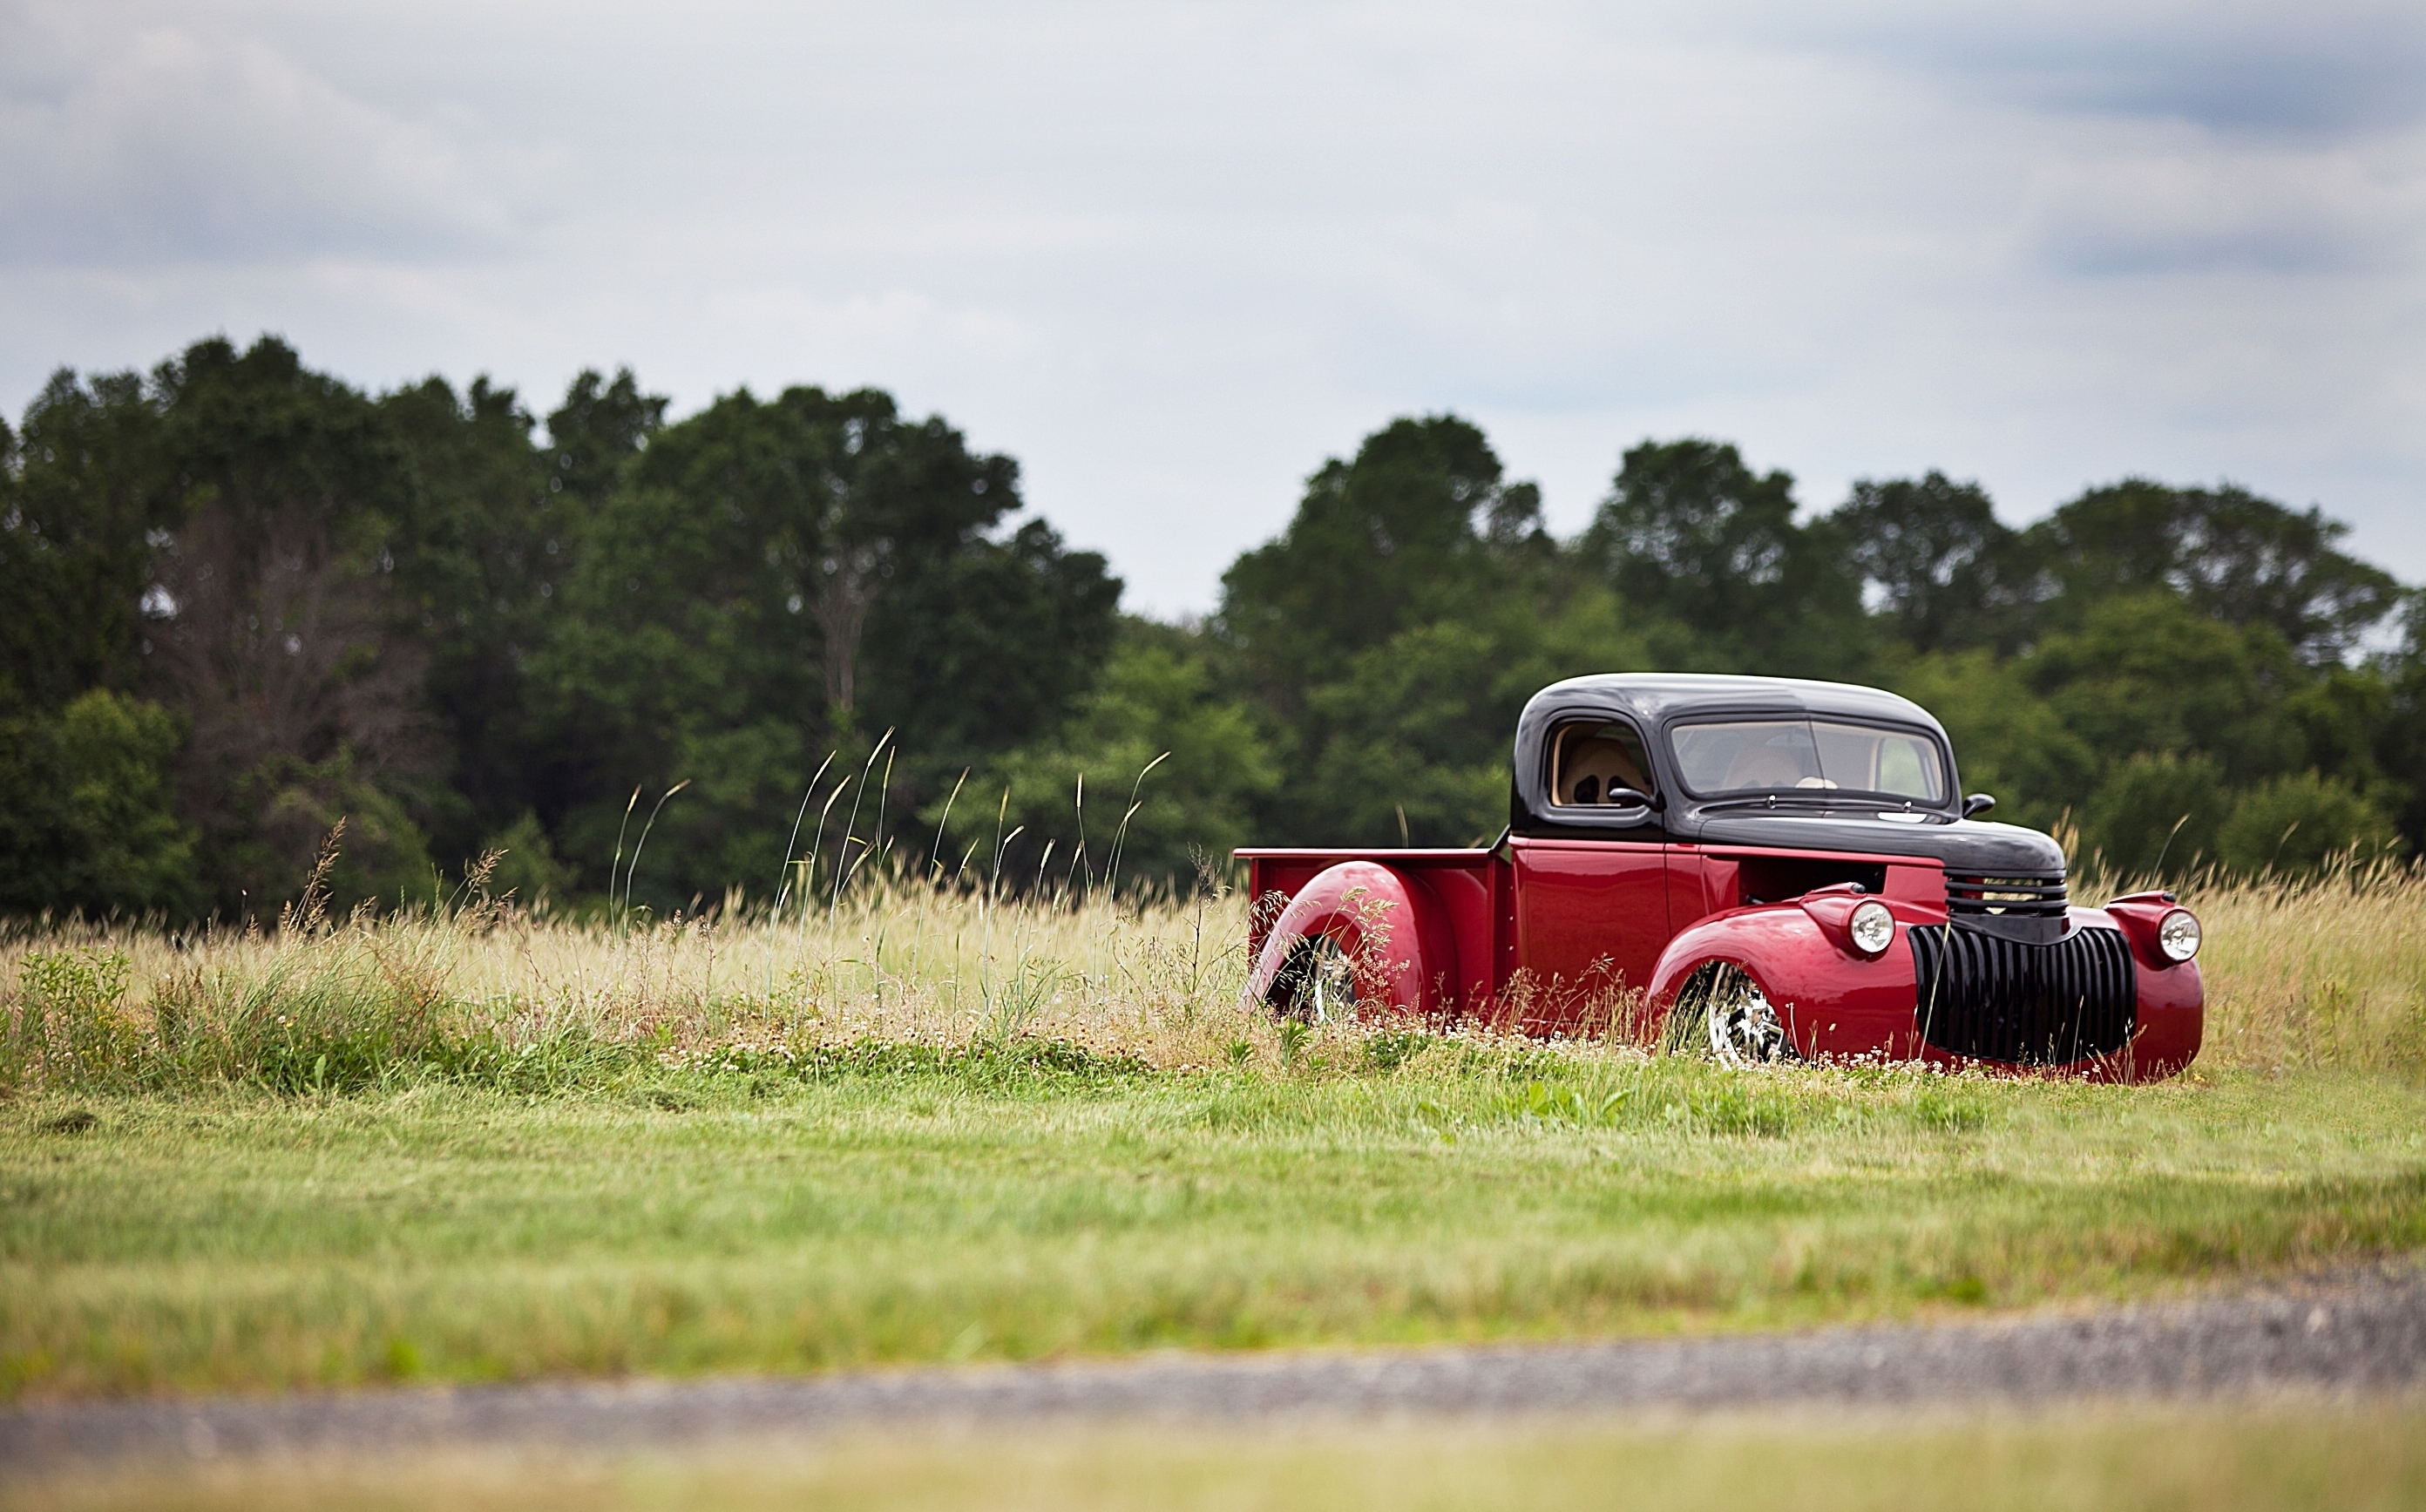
[
  {"left": 1648, "top": 902, "right": 1928, "bottom": 1060},
  {"left": 1650, "top": 898, "right": 2203, "bottom": 1080},
  {"left": 1243, "top": 861, "right": 1459, "bottom": 1019}
]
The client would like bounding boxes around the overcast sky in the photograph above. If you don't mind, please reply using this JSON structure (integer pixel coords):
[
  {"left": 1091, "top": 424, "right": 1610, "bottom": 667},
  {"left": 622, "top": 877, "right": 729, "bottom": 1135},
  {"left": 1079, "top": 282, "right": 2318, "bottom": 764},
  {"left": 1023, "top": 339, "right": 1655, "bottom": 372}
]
[{"left": 5, "top": 0, "right": 2422, "bottom": 615}]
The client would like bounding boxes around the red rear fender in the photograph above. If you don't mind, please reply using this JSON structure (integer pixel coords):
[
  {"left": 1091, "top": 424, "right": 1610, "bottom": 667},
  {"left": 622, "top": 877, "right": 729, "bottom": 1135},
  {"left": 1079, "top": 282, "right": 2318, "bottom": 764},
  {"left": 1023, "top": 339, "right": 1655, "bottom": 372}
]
[{"left": 1243, "top": 861, "right": 1460, "bottom": 1020}]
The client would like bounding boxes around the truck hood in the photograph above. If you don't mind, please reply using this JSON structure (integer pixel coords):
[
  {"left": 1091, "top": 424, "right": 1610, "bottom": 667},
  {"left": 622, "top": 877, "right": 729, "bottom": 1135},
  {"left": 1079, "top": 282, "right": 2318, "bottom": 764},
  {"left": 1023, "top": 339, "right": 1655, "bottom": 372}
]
[{"left": 1686, "top": 810, "right": 2067, "bottom": 876}]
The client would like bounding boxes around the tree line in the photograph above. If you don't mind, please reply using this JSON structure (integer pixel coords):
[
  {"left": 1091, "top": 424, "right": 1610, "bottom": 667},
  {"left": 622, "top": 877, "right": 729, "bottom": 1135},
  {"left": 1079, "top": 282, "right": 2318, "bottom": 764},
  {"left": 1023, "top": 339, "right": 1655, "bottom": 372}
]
[{"left": 3, "top": 336, "right": 2417, "bottom": 920}]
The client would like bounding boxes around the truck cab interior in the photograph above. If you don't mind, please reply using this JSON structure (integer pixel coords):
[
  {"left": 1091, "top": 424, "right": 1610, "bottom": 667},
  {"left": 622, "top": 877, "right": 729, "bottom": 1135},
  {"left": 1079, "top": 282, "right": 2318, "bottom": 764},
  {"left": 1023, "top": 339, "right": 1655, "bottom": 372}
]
[{"left": 1549, "top": 721, "right": 1655, "bottom": 807}]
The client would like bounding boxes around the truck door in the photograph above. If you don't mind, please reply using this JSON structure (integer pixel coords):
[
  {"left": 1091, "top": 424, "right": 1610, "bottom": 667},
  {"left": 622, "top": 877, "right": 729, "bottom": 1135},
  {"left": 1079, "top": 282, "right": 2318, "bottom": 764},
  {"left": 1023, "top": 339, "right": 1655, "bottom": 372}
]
[
  {"left": 1508, "top": 715, "right": 1674, "bottom": 1031},
  {"left": 1509, "top": 837, "right": 1670, "bottom": 1029}
]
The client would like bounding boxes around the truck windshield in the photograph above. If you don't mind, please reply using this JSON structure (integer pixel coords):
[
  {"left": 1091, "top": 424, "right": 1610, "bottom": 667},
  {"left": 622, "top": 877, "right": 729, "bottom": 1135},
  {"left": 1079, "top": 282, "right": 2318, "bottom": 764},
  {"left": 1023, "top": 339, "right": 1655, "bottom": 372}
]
[{"left": 1670, "top": 719, "right": 1946, "bottom": 803}]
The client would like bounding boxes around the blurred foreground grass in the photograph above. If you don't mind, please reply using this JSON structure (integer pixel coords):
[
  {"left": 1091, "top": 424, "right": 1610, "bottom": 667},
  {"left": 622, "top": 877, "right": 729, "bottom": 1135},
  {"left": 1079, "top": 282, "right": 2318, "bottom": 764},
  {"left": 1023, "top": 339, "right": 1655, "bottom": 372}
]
[
  {"left": 10, "top": 1402, "right": 2426, "bottom": 1512},
  {"left": 0, "top": 861, "right": 2421, "bottom": 1401}
]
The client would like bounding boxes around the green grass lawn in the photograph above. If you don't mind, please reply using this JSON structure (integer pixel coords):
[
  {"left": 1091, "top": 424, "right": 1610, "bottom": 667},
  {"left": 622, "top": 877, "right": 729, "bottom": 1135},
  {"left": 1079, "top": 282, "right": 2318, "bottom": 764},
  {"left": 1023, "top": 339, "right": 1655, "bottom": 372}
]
[{"left": 4, "top": 1043, "right": 2423, "bottom": 1400}]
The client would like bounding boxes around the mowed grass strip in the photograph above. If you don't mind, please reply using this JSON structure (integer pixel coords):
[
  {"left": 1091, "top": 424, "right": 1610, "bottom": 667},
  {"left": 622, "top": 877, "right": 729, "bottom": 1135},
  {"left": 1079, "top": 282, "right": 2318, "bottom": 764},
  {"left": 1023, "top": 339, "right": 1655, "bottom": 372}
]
[
  {"left": 4, "top": 1053, "right": 2423, "bottom": 1399},
  {"left": 10, "top": 1402, "right": 2426, "bottom": 1512}
]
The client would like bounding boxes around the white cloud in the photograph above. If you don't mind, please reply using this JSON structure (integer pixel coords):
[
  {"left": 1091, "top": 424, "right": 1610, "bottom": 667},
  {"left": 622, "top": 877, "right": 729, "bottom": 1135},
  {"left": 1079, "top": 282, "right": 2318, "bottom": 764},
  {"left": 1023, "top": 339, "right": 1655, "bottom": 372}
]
[{"left": 0, "top": 0, "right": 545, "bottom": 264}]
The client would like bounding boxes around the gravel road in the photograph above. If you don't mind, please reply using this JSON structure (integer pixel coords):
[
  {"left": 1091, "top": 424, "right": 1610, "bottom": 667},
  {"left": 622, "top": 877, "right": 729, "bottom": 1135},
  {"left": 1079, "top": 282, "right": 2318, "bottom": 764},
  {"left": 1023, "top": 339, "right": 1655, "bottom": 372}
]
[{"left": 5, "top": 1265, "right": 2421, "bottom": 1472}]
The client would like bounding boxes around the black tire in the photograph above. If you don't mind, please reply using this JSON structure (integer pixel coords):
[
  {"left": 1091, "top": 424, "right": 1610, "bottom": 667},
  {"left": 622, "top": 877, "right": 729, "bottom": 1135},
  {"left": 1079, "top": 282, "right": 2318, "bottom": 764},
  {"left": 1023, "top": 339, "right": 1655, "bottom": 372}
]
[{"left": 1268, "top": 932, "right": 1358, "bottom": 1025}]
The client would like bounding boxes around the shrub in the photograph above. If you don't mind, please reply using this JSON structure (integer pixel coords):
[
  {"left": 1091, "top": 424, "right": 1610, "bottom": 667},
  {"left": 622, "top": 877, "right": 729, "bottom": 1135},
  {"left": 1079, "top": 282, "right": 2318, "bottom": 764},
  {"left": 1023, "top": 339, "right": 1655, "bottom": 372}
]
[
  {"left": 0, "top": 692, "right": 200, "bottom": 917},
  {"left": 5, "top": 947, "right": 141, "bottom": 1091},
  {"left": 2083, "top": 751, "right": 2227, "bottom": 877},
  {"left": 2217, "top": 772, "right": 2404, "bottom": 877}
]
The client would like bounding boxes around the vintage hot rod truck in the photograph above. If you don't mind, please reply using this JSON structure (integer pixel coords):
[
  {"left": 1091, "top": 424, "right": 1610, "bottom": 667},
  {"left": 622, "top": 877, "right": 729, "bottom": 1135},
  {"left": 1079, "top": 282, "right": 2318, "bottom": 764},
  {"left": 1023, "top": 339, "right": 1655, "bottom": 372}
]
[{"left": 1239, "top": 674, "right": 2204, "bottom": 1081}]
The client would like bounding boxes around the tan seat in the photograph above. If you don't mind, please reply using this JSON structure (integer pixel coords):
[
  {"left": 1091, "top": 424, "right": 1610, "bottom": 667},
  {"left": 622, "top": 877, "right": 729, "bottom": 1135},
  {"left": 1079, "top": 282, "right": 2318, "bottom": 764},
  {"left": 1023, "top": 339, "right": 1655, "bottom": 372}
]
[{"left": 1558, "top": 736, "right": 1650, "bottom": 805}]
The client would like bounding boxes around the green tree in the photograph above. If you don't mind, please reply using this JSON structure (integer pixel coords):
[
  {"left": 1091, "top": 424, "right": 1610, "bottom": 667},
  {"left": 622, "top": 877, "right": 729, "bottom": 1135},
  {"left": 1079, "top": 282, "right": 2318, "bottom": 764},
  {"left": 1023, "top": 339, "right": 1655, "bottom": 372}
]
[
  {"left": 1211, "top": 415, "right": 1567, "bottom": 848},
  {"left": 2280, "top": 666, "right": 2407, "bottom": 825},
  {"left": 3, "top": 337, "right": 447, "bottom": 918},
  {"left": 545, "top": 368, "right": 665, "bottom": 509},
  {"left": 1216, "top": 415, "right": 1549, "bottom": 716},
  {"left": 2080, "top": 752, "right": 2229, "bottom": 878},
  {"left": 2216, "top": 772, "right": 2403, "bottom": 876},
  {"left": 136, "top": 338, "right": 436, "bottom": 914},
  {"left": 526, "top": 383, "right": 1118, "bottom": 908},
  {"left": 2031, "top": 481, "right": 2401, "bottom": 664},
  {"left": 1887, "top": 649, "right": 2096, "bottom": 835},
  {"left": 376, "top": 373, "right": 559, "bottom": 865},
  {"left": 0, "top": 370, "right": 173, "bottom": 711},
  {"left": 2377, "top": 594, "right": 2426, "bottom": 851},
  {"left": 1833, "top": 472, "right": 2029, "bottom": 653},
  {"left": 0, "top": 691, "right": 200, "bottom": 916},
  {"left": 859, "top": 513, "right": 1120, "bottom": 786},
  {"left": 1577, "top": 438, "right": 1865, "bottom": 675},
  {"left": 2026, "top": 593, "right": 2305, "bottom": 786},
  {"left": 1284, "top": 586, "right": 1661, "bottom": 848},
  {"left": 942, "top": 620, "right": 1280, "bottom": 893},
  {"left": 1301, "top": 620, "right": 1536, "bottom": 848},
  {"left": 525, "top": 386, "right": 831, "bottom": 901}
]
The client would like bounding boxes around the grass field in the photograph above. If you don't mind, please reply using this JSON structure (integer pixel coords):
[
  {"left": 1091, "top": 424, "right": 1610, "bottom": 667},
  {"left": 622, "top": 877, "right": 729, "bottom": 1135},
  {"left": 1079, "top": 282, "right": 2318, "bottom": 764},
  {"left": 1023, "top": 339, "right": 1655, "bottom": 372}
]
[
  {"left": 2, "top": 860, "right": 2423, "bottom": 1405},
  {"left": 10, "top": 1400, "right": 2426, "bottom": 1512}
]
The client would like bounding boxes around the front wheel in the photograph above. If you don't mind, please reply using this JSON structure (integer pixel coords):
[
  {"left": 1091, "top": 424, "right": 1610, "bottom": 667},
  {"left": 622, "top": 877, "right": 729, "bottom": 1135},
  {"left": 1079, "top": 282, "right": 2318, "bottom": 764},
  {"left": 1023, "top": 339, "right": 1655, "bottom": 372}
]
[{"left": 1669, "top": 962, "right": 1792, "bottom": 1067}]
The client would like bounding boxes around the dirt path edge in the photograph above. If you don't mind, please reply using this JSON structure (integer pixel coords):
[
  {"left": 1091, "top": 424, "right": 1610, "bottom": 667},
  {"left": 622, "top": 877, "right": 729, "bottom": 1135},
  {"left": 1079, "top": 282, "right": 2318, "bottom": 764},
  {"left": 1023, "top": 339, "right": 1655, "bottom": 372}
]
[{"left": 5, "top": 1265, "right": 2423, "bottom": 1472}]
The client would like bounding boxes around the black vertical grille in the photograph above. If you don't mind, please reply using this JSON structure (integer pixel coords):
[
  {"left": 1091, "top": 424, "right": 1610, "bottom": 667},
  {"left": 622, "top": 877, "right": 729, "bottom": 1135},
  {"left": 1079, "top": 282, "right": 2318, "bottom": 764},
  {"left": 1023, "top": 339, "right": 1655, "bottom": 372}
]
[{"left": 1908, "top": 924, "right": 2138, "bottom": 1065}]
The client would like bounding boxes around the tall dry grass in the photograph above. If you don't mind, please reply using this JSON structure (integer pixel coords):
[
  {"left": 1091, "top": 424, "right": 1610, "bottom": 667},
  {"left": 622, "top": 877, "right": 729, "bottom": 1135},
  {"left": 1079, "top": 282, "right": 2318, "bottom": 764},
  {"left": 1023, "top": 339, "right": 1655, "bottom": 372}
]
[
  {"left": 3, "top": 853, "right": 2420, "bottom": 1095},
  {"left": 0, "top": 862, "right": 1267, "bottom": 1095},
  {"left": 2166, "top": 858, "right": 2426, "bottom": 1075}
]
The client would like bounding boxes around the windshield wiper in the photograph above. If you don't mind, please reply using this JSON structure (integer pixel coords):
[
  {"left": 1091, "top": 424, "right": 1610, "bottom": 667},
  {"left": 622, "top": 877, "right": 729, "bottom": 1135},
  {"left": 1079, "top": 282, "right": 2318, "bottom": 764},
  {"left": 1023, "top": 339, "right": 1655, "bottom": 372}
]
[{"left": 1696, "top": 794, "right": 1844, "bottom": 813}]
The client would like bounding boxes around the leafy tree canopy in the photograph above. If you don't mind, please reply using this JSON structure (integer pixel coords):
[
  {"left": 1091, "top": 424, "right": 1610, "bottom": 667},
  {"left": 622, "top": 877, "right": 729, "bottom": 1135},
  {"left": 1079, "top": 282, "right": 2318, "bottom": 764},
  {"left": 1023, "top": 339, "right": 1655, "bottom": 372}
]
[
  {"left": 1833, "top": 471, "right": 2027, "bottom": 654},
  {"left": 523, "top": 382, "right": 1118, "bottom": 908},
  {"left": 2030, "top": 480, "right": 2402, "bottom": 664},
  {"left": 1216, "top": 415, "right": 1548, "bottom": 708},
  {"left": 1579, "top": 438, "right": 1865, "bottom": 675},
  {"left": 4, "top": 340, "right": 2419, "bottom": 914}
]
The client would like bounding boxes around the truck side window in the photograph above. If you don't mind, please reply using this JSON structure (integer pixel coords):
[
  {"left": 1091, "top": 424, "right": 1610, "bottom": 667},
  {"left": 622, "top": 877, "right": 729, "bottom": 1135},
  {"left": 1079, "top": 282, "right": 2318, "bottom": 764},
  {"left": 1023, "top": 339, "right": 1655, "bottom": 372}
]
[{"left": 1550, "top": 721, "right": 1654, "bottom": 807}]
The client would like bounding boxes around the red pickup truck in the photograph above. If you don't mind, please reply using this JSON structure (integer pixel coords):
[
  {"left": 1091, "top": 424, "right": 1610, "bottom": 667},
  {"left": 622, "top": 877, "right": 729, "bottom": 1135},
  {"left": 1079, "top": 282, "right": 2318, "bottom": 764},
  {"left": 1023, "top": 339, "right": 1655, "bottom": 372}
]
[{"left": 1238, "top": 674, "right": 2204, "bottom": 1081}]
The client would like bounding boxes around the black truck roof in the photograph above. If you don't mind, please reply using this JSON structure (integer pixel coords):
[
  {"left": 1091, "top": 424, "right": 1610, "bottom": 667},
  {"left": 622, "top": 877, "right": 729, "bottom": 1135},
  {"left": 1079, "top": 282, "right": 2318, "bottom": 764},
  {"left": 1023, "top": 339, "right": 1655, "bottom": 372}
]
[
  {"left": 1517, "top": 672, "right": 1947, "bottom": 736},
  {"left": 1505, "top": 674, "right": 2076, "bottom": 880}
]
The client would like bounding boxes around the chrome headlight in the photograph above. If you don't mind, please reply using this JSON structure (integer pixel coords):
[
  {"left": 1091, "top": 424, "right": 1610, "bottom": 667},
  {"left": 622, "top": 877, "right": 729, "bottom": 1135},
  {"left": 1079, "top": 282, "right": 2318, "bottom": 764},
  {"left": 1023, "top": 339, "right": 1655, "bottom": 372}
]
[
  {"left": 1849, "top": 899, "right": 1894, "bottom": 957},
  {"left": 2158, "top": 908, "right": 2201, "bottom": 962}
]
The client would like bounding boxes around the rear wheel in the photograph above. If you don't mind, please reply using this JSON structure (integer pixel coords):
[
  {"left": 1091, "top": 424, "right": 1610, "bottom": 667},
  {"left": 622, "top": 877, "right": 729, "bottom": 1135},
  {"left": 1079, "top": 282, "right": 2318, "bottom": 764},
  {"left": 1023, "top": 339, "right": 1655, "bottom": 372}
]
[{"left": 1269, "top": 932, "right": 1358, "bottom": 1024}]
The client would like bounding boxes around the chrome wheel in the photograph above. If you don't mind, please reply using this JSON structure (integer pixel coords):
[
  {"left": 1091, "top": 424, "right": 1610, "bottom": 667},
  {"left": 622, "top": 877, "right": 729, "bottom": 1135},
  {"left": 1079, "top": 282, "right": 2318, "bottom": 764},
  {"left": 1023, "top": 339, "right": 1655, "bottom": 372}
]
[
  {"left": 1272, "top": 933, "right": 1358, "bottom": 1025},
  {"left": 1701, "top": 963, "right": 1790, "bottom": 1067}
]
